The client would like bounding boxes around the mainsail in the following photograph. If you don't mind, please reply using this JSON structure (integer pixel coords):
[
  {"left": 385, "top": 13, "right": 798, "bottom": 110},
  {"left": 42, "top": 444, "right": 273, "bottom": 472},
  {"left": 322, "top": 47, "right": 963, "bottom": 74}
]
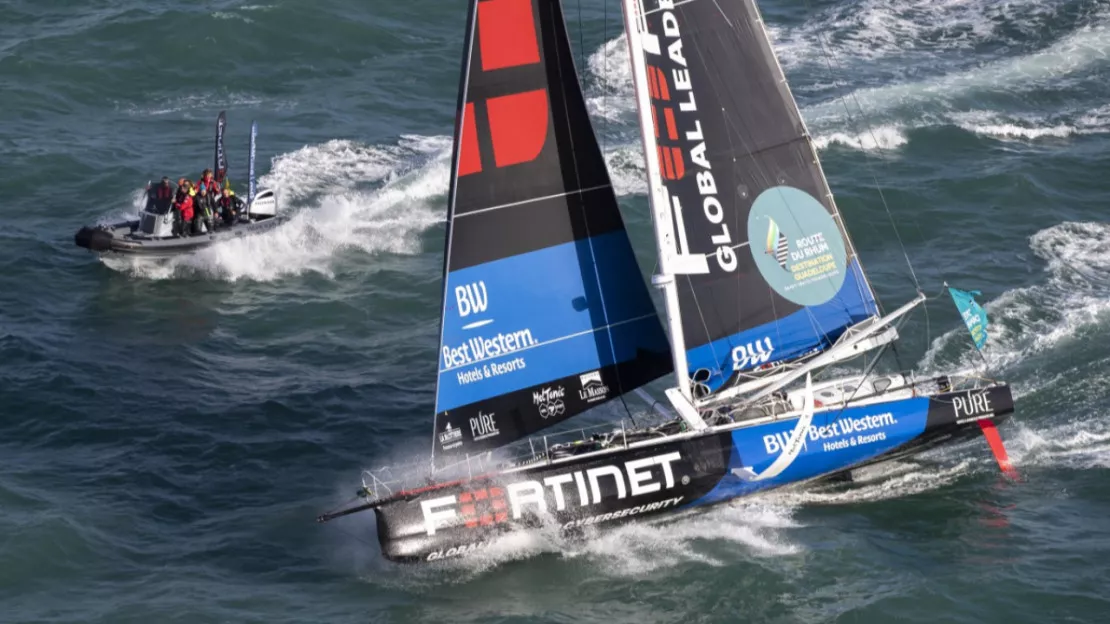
[
  {"left": 621, "top": 0, "right": 880, "bottom": 400},
  {"left": 432, "top": 0, "right": 673, "bottom": 463}
]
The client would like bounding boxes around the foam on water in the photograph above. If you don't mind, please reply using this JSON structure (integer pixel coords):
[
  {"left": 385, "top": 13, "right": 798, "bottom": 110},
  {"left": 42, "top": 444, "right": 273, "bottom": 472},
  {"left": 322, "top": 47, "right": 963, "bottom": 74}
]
[
  {"left": 1009, "top": 416, "right": 1110, "bottom": 471},
  {"left": 920, "top": 221, "right": 1110, "bottom": 380},
  {"left": 804, "top": 19, "right": 1110, "bottom": 127},
  {"left": 770, "top": 0, "right": 1060, "bottom": 68},
  {"left": 425, "top": 498, "right": 804, "bottom": 581},
  {"left": 810, "top": 124, "right": 908, "bottom": 151},
  {"left": 100, "top": 135, "right": 451, "bottom": 281}
]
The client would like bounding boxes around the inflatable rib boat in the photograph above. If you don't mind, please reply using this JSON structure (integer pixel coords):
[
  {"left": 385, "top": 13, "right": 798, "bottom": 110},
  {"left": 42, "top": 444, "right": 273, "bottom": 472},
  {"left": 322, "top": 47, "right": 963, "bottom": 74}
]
[{"left": 74, "top": 187, "right": 285, "bottom": 257}]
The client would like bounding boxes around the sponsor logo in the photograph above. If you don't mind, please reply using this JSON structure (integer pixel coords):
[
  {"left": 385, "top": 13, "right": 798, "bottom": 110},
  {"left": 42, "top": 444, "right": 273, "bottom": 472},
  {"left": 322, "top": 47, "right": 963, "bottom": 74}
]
[
  {"left": 952, "top": 391, "right": 993, "bottom": 423},
  {"left": 455, "top": 280, "right": 495, "bottom": 331},
  {"left": 455, "top": 281, "right": 489, "bottom": 317},
  {"left": 470, "top": 411, "right": 500, "bottom": 442},
  {"left": 761, "top": 412, "right": 898, "bottom": 455},
  {"left": 533, "top": 386, "right": 566, "bottom": 419},
  {"left": 562, "top": 496, "right": 684, "bottom": 529},
  {"left": 438, "top": 423, "right": 462, "bottom": 451},
  {"left": 731, "top": 337, "right": 775, "bottom": 370},
  {"left": 420, "top": 451, "right": 683, "bottom": 536},
  {"left": 578, "top": 370, "right": 610, "bottom": 403},
  {"left": 425, "top": 540, "right": 492, "bottom": 562},
  {"left": 640, "top": 0, "right": 736, "bottom": 275},
  {"left": 442, "top": 329, "right": 537, "bottom": 370}
]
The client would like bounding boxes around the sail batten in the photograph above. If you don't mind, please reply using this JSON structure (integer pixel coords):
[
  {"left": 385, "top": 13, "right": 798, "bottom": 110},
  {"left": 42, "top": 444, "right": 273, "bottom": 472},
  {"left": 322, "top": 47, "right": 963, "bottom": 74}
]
[{"left": 431, "top": 0, "right": 673, "bottom": 465}]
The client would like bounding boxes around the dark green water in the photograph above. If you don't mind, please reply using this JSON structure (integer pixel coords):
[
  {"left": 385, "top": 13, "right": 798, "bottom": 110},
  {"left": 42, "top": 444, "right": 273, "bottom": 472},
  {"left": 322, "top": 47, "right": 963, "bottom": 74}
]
[{"left": 2, "top": 0, "right": 1109, "bottom": 622}]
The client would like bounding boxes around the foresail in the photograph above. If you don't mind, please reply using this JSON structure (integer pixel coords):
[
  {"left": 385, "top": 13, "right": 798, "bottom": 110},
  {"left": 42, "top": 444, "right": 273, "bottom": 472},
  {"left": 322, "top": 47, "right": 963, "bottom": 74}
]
[
  {"left": 432, "top": 0, "right": 673, "bottom": 464},
  {"left": 624, "top": 0, "right": 878, "bottom": 399}
]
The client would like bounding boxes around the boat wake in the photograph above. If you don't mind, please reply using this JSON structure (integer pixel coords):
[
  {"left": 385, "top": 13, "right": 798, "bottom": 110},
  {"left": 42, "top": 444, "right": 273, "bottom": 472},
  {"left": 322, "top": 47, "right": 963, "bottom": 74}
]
[
  {"left": 584, "top": 2, "right": 1110, "bottom": 155},
  {"left": 99, "top": 135, "right": 451, "bottom": 281},
  {"left": 921, "top": 221, "right": 1110, "bottom": 388}
]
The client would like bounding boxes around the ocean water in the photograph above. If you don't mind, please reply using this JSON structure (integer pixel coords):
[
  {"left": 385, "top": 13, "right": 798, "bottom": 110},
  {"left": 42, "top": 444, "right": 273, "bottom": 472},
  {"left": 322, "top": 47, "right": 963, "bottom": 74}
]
[{"left": 2, "top": 0, "right": 1110, "bottom": 622}]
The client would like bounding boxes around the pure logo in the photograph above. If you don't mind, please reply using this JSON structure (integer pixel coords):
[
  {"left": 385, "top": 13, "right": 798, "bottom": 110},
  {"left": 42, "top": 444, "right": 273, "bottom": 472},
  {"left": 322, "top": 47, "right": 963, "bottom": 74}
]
[
  {"left": 578, "top": 370, "right": 610, "bottom": 403},
  {"left": 470, "top": 411, "right": 500, "bottom": 442},
  {"left": 532, "top": 386, "right": 566, "bottom": 419},
  {"left": 731, "top": 337, "right": 775, "bottom": 370},
  {"left": 952, "top": 391, "right": 993, "bottom": 422}
]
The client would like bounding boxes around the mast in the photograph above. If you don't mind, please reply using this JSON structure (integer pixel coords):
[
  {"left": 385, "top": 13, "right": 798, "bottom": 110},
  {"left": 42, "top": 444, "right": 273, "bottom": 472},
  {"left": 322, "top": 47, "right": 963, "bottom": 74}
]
[{"left": 619, "top": 0, "right": 705, "bottom": 430}]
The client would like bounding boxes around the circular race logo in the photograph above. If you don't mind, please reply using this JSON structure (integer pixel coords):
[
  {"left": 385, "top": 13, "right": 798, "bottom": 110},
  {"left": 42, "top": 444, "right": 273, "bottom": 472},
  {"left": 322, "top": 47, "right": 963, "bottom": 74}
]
[{"left": 747, "top": 186, "right": 848, "bottom": 307}]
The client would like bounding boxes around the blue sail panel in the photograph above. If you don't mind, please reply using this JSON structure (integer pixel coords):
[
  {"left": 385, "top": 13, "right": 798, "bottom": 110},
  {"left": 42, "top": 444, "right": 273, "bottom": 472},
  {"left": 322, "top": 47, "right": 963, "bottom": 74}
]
[
  {"left": 434, "top": 231, "right": 672, "bottom": 458},
  {"left": 685, "top": 258, "right": 877, "bottom": 395}
]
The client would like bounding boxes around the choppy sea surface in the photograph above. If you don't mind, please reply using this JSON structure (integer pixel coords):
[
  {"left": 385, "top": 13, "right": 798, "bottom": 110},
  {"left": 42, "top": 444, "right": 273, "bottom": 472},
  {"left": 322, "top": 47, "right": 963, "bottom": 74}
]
[{"left": 2, "top": 0, "right": 1110, "bottom": 622}]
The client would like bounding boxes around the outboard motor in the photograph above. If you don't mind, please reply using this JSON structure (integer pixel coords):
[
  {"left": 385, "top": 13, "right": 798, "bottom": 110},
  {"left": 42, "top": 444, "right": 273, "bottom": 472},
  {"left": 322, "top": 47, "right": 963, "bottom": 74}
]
[{"left": 246, "top": 189, "right": 277, "bottom": 221}]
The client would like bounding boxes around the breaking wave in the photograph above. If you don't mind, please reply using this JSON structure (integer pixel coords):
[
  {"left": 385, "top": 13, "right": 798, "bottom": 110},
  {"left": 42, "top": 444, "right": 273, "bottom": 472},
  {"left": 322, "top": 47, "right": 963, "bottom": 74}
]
[{"left": 920, "top": 221, "right": 1110, "bottom": 398}]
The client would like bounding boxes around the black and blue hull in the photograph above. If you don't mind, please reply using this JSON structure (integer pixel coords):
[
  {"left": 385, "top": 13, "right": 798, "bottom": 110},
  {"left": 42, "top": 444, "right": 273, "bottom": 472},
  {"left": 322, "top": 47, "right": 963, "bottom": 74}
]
[{"left": 373, "top": 384, "right": 1014, "bottom": 562}]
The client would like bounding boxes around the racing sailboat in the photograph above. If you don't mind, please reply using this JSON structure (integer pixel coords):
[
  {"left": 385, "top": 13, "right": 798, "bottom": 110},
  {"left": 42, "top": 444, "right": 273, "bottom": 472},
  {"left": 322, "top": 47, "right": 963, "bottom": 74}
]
[{"left": 317, "top": 0, "right": 1015, "bottom": 562}]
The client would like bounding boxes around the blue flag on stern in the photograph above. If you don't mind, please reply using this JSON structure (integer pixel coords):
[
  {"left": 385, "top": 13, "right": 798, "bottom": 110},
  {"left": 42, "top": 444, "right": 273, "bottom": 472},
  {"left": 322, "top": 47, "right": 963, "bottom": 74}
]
[{"left": 948, "top": 287, "right": 989, "bottom": 351}]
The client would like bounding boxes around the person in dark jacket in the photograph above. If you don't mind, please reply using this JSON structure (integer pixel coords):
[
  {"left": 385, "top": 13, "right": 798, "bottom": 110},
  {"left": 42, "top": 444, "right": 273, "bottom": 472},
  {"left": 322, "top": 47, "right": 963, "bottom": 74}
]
[
  {"left": 193, "top": 185, "right": 217, "bottom": 234},
  {"left": 216, "top": 188, "right": 244, "bottom": 226}
]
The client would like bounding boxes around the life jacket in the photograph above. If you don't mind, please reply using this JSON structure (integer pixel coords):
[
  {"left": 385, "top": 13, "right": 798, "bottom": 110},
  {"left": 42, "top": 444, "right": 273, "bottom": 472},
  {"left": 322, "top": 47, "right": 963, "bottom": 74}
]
[
  {"left": 196, "top": 175, "right": 221, "bottom": 195},
  {"left": 154, "top": 184, "right": 173, "bottom": 201},
  {"left": 177, "top": 195, "right": 194, "bottom": 221}
]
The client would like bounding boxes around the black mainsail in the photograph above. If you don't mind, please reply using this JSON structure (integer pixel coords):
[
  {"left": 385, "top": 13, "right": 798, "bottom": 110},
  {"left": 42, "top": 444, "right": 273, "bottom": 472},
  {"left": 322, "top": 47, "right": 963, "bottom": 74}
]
[
  {"left": 432, "top": 0, "right": 673, "bottom": 464},
  {"left": 622, "top": 0, "right": 881, "bottom": 400}
]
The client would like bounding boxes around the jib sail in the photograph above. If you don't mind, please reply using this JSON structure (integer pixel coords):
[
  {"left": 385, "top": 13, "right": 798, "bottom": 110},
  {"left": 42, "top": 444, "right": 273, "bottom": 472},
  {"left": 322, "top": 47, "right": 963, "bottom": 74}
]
[
  {"left": 432, "top": 0, "right": 673, "bottom": 463},
  {"left": 621, "top": 0, "right": 879, "bottom": 399}
]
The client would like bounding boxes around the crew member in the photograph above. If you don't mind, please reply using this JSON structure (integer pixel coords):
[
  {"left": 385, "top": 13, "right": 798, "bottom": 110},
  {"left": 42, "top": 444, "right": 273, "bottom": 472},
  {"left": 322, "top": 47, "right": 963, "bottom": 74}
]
[
  {"left": 193, "top": 186, "right": 216, "bottom": 234},
  {"left": 216, "top": 188, "right": 244, "bottom": 226},
  {"left": 196, "top": 168, "right": 220, "bottom": 195},
  {"left": 174, "top": 188, "right": 195, "bottom": 236},
  {"left": 148, "top": 177, "right": 174, "bottom": 213}
]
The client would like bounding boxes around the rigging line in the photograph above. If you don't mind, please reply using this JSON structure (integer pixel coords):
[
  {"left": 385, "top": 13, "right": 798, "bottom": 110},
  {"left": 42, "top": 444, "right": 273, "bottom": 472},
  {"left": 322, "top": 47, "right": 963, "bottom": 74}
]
[{"left": 800, "top": 0, "right": 921, "bottom": 294}]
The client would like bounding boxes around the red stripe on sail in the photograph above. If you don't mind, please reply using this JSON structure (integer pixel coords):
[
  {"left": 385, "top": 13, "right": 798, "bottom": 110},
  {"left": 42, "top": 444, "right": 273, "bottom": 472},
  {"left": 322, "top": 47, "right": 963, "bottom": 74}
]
[
  {"left": 653, "top": 66, "right": 671, "bottom": 101},
  {"left": 477, "top": 0, "right": 541, "bottom": 71},
  {"left": 647, "top": 65, "right": 660, "bottom": 99},
  {"left": 487, "top": 89, "right": 549, "bottom": 168},
  {"left": 664, "top": 107, "right": 678, "bottom": 140},
  {"left": 668, "top": 146, "right": 685, "bottom": 180},
  {"left": 458, "top": 102, "right": 482, "bottom": 176},
  {"left": 660, "top": 146, "right": 675, "bottom": 179}
]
